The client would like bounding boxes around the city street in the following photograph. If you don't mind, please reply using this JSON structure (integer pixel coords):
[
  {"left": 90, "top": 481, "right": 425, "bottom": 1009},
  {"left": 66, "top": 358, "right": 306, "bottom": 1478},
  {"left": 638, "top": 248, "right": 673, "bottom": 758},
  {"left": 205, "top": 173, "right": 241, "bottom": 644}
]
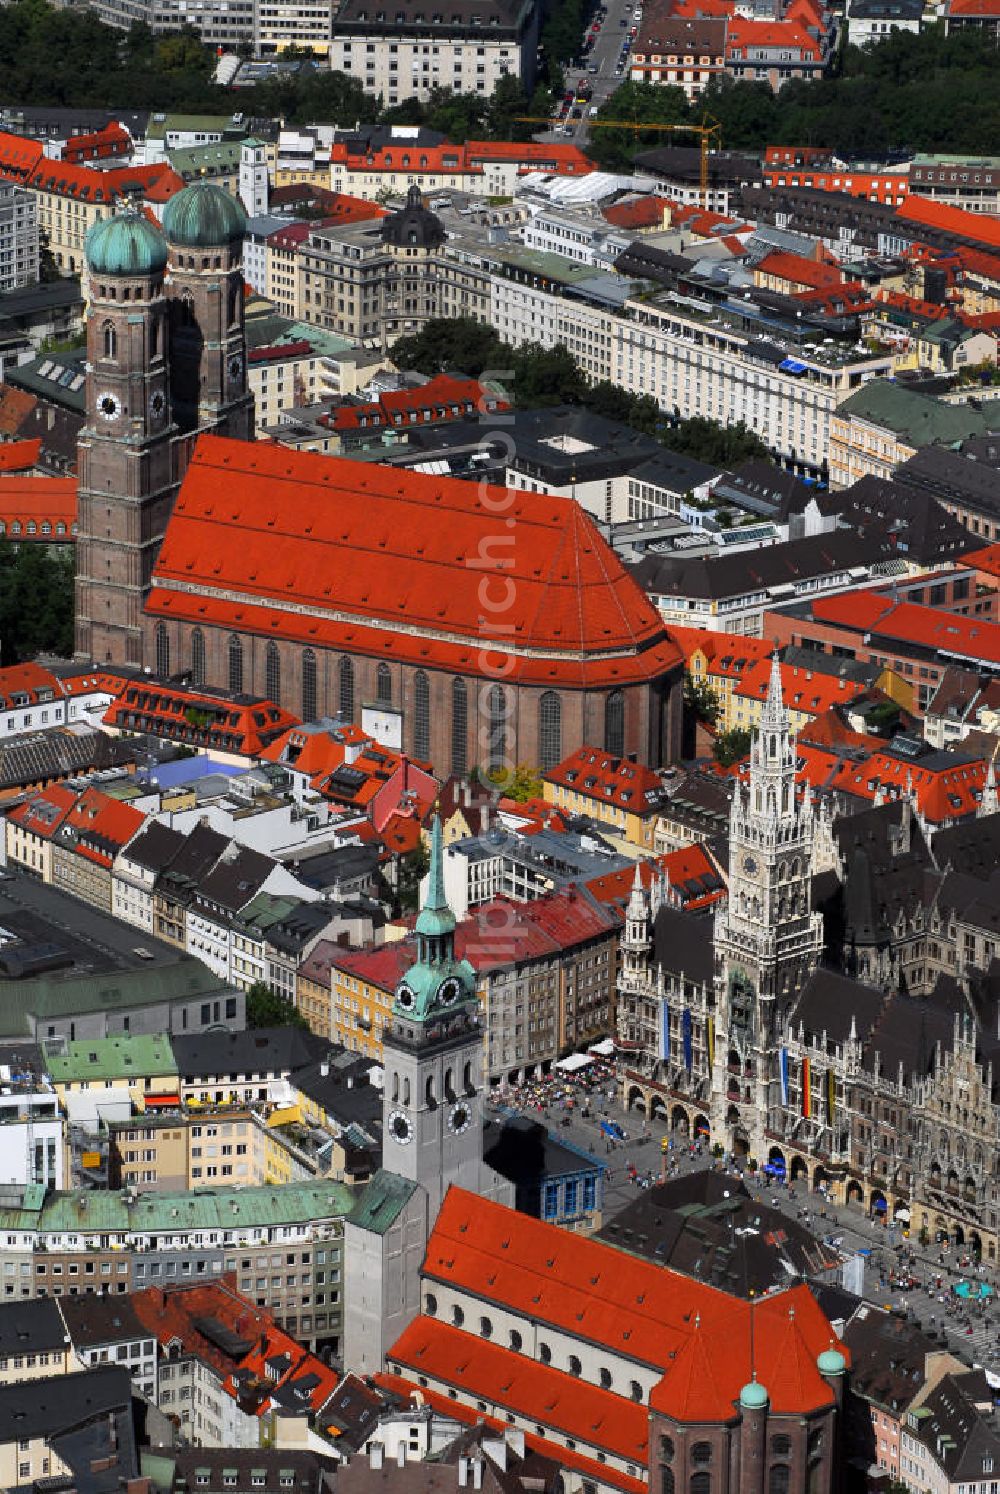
[
  {"left": 532, "top": 0, "right": 641, "bottom": 145},
  {"left": 488, "top": 1079, "right": 1000, "bottom": 1378}
]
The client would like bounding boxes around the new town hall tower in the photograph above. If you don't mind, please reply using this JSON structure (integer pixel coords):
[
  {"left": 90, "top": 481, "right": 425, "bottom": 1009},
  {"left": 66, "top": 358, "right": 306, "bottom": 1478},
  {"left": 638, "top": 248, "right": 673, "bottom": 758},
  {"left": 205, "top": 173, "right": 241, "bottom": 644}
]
[{"left": 75, "top": 185, "right": 254, "bottom": 667}]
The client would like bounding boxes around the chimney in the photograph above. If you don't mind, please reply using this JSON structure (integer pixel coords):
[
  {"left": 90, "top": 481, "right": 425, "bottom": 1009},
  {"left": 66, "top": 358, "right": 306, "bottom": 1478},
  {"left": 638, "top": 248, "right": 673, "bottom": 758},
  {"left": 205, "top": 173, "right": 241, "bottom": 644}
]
[
  {"left": 320, "top": 1062, "right": 329, "bottom": 1077},
  {"left": 472, "top": 1460, "right": 483, "bottom": 1490},
  {"left": 370, "top": 1445, "right": 384, "bottom": 1471},
  {"left": 458, "top": 1458, "right": 469, "bottom": 1488},
  {"left": 397, "top": 1446, "right": 407, "bottom": 1469}
]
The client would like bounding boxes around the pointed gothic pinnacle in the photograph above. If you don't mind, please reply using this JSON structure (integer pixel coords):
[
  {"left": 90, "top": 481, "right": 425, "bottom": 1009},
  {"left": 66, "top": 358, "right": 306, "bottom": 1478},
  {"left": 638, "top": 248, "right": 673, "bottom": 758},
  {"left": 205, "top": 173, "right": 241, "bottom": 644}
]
[
  {"left": 426, "top": 813, "right": 446, "bottom": 912},
  {"left": 763, "top": 649, "right": 784, "bottom": 721}
]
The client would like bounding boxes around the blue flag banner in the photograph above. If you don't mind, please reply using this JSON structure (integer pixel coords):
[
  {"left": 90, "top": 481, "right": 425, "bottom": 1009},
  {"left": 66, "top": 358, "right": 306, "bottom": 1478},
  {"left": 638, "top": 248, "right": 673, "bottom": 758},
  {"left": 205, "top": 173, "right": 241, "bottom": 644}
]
[
  {"left": 660, "top": 1001, "right": 670, "bottom": 1062},
  {"left": 682, "top": 1008, "right": 693, "bottom": 1073},
  {"left": 780, "top": 1048, "right": 789, "bottom": 1107}
]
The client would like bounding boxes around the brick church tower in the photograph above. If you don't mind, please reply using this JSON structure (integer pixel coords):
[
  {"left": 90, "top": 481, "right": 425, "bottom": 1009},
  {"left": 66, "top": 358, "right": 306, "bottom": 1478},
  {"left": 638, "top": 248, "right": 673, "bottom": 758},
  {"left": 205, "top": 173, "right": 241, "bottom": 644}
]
[
  {"left": 74, "top": 212, "right": 177, "bottom": 667},
  {"left": 75, "top": 184, "right": 253, "bottom": 667},
  {"left": 161, "top": 184, "right": 254, "bottom": 440}
]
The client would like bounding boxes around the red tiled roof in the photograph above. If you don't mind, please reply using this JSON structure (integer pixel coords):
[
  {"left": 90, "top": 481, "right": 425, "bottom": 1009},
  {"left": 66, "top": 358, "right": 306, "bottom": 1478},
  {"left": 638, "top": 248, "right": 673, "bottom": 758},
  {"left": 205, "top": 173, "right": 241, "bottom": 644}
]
[
  {"left": 147, "top": 435, "right": 682, "bottom": 691},
  {"left": 375, "top": 1372, "right": 647, "bottom": 1494},
  {"left": 816, "top": 593, "right": 1000, "bottom": 669},
  {"left": 0, "top": 476, "right": 77, "bottom": 538},
  {"left": 0, "top": 131, "right": 44, "bottom": 184},
  {"left": 26, "top": 158, "right": 172, "bottom": 204},
  {"left": 144, "top": 168, "right": 187, "bottom": 208},
  {"left": 585, "top": 841, "right": 725, "bottom": 912},
  {"left": 602, "top": 196, "right": 670, "bottom": 230},
  {"left": 61, "top": 786, "right": 145, "bottom": 866},
  {"left": 6, "top": 783, "right": 78, "bottom": 838},
  {"left": 961, "top": 542, "right": 1000, "bottom": 579},
  {"left": 0, "top": 439, "right": 41, "bottom": 473},
  {"left": 388, "top": 1317, "right": 649, "bottom": 1462},
  {"left": 756, "top": 250, "right": 846, "bottom": 290},
  {"left": 543, "top": 745, "right": 664, "bottom": 816},
  {"left": 330, "top": 139, "right": 595, "bottom": 178},
  {"left": 419, "top": 1188, "right": 845, "bottom": 1424},
  {"left": 132, "top": 1279, "right": 337, "bottom": 1417},
  {"left": 948, "top": 0, "right": 1000, "bottom": 14},
  {"left": 794, "top": 745, "right": 988, "bottom": 823},
  {"left": 0, "top": 661, "right": 68, "bottom": 711},
  {"left": 899, "top": 194, "right": 1000, "bottom": 250},
  {"left": 324, "top": 375, "right": 508, "bottom": 433},
  {"left": 0, "top": 387, "right": 36, "bottom": 436},
  {"left": 103, "top": 680, "right": 300, "bottom": 758},
  {"left": 735, "top": 659, "right": 865, "bottom": 716},
  {"left": 61, "top": 124, "right": 131, "bottom": 163},
  {"left": 725, "top": 16, "right": 822, "bottom": 57}
]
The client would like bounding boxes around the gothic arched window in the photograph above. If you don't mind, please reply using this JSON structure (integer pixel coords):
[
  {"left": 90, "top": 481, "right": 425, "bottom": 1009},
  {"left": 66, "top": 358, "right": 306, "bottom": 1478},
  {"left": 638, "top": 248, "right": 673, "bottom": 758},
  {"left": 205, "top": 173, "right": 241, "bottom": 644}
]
[
  {"left": 302, "top": 648, "right": 317, "bottom": 722},
  {"left": 539, "top": 690, "right": 562, "bottom": 771},
  {"left": 228, "top": 633, "right": 243, "bottom": 695},
  {"left": 339, "top": 656, "right": 355, "bottom": 720},
  {"left": 451, "top": 678, "right": 468, "bottom": 776},
  {"left": 191, "top": 628, "right": 205, "bottom": 686},
  {"left": 605, "top": 688, "right": 625, "bottom": 757},
  {"left": 155, "top": 622, "right": 170, "bottom": 678},
  {"left": 377, "top": 662, "right": 392, "bottom": 705},
  {"left": 265, "top": 641, "right": 280, "bottom": 704},
  {"left": 102, "top": 321, "right": 116, "bottom": 359},
  {"left": 487, "top": 684, "right": 507, "bottom": 772},
  {"left": 150, "top": 317, "right": 159, "bottom": 359},
  {"left": 413, "top": 670, "right": 430, "bottom": 760},
  {"left": 768, "top": 1471, "right": 790, "bottom": 1494}
]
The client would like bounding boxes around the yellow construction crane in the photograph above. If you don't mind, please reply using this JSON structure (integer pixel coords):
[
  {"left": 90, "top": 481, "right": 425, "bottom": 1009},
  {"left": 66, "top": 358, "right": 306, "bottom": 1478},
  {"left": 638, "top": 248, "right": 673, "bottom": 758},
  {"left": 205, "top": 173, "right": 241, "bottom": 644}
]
[{"left": 516, "top": 116, "right": 722, "bottom": 208}]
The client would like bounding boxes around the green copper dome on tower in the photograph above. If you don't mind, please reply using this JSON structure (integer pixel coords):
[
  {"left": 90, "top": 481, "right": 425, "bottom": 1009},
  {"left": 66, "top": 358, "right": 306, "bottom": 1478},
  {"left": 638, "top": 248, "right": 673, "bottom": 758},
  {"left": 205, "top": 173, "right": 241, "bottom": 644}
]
[
  {"left": 392, "top": 816, "right": 477, "bottom": 1025},
  {"left": 161, "top": 181, "right": 247, "bottom": 248},
  {"left": 85, "top": 212, "right": 168, "bottom": 277},
  {"left": 817, "top": 1349, "right": 847, "bottom": 1376},
  {"left": 739, "top": 1380, "right": 769, "bottom": 1410}
]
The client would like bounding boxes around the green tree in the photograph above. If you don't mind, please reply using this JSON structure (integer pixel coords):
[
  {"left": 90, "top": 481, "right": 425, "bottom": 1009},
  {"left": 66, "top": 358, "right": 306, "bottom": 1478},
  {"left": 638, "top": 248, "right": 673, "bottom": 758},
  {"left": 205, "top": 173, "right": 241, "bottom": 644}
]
[
  {"left": 484, "top": 763, "right": 544, "bottom": 801},
  {"left": 245, "top": 981, "right": 309, "bottom": 1029},
  {"left": 713, "top": 728, "right": 752, "bottom": 768},
  {"left": 0, "top": 539, "right": 75, "bottom": 665},
  {"left": 511, "top": 342, "right": 585, "bottom": 407},
  {"left": 390, "top": 317, "right": 512, "bottom": 378},
  {"left": 684, "top": 674, "right": 720, "bottom": 727},
  {"left": 397, "top": 838, "right": 430, "bottom": 913}
]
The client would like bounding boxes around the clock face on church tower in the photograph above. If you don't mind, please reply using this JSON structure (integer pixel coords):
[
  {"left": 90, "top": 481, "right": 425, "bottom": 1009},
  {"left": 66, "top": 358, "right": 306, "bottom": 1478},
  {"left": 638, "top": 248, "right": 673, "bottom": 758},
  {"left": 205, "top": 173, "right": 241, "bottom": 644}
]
[
  {"left": 97, "top": 391, "right": 122, "bottom": 422},
  {"left": 149, "top": 389, "right": 166, "bottom": 424},
  {"left": 227, "top": 352, "right": 243, "bottom": 385},
  {"left": 447, "top": 1102, "right": 472, "bottom": 1136},
  {"left": 388, "top": 1109, "right": 413, "bottom": 1145}
]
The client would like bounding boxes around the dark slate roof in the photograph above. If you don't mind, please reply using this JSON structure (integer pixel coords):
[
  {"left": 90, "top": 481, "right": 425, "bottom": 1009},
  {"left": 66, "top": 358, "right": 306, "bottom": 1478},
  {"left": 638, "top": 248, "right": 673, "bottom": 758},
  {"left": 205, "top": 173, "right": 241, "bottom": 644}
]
[
  {"left": 863, "top": 988, "right": 960, "bottom": 1079},
  {"left": 789, "top": 968, "right": 886, "bottom": 1048},
  {"left": 631, "top": 447, "right": 720, "bottom": 495},
  {"left": 121, "top": 819, "right": 186, "bottom": 874},
  {"left": 632, "top": 528, "right": 886, "bottom": 602},
  {"left": 59, "top": 1294, "right": 149, "bottom": 1348},
  {"left": 0, "top": 729, "right": 134, "bottom": 791},
  {"left": 502, "top": 404, "right": 660, "bottom": 484},
  {"left": 651, "top": 904, "right": 714, "bottom": 985},
  {"left": 156, "top": 820, "right": 229, "bottom": 891},
  {"left": 483, "top": 1114, "right": 600, "bottom": 1186},
  {"left": 0, "top": 1365, "right": 137, "bottom": 1494},
  {"left": 934, "top": 813, "right": 1000, "bottom": 879},
  {"left": 193, "top": 843, "right": 274, "bottom": 915},
  {"left": 0, "top": 1297, "right": 67, "bottom": 1357},
  {"left": 170, "top": 1026, "right": 328, "bottom": 1079},
  {"left": 843, "top": 1304, "right": 937, "bottom": 1413},
  {"left": 293, "top": 1049, "right": 383, "bottom": 1137},
  {"left": 596, "top": 1172, "right": 838, "bottom": 1298},
  {"left": 712, "top": 459, "right": 816, "bottom": 518},
  {"left": 828, "top": 474, "right": 978, "bottom": 565},
  {"left": 170, "top": 1448, "right": 336, "bottom": 1494},
  {"left": 910, "top": 1370, "right": 1000, "bottom": 1482},
  {"left": 898, "top": 444, "right": 1000, "bottom": 517}
]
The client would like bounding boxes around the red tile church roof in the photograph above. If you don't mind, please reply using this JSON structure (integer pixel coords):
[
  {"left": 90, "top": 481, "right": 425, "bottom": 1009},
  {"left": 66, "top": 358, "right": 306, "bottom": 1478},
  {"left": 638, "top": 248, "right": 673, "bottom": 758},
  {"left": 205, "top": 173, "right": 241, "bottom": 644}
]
[
  {"left": 146, "top": 435, "right": 682, "bottom": 690},
  {"left": 418, "top": 1188, "right": 845, "bottom": 1425}
]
